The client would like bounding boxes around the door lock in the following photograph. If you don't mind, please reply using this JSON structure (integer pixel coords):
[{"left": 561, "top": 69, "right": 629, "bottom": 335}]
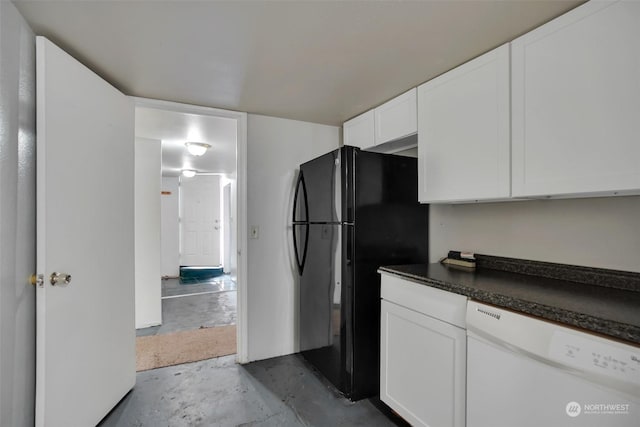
[
  {"left": 50, "top": 272, "right": 72, "bottom": 286},
  {"left": 30, "top": 274, "right": 44, "bottom": 287}
]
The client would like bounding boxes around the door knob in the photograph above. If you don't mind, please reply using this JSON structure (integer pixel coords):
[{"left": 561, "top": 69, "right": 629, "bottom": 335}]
[{"left": 50, "top": 272, "right": 72, "bottom": 286}]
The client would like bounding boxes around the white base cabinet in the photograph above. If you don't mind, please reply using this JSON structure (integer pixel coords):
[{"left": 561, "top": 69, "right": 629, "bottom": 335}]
[
  {"left": 380, "top": 274, "right": 467, "bottom": 427},
  {"left": 511, "top": 0, "right": 640, "bottom": 198}
]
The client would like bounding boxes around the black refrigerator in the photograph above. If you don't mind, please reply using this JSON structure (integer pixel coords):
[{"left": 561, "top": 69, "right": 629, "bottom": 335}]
[{"left": 292, "top": 145, "right": 428, "bottom": 401}]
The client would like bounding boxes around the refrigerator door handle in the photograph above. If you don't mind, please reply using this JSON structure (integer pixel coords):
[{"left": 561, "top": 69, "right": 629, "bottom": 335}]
[
  {"left": 292, "top": 170, "right": 310, "bottom": 275},
  {"left": 292, "top": 224, "right": 301, "bottom": 272},
  {"left": 292, "top": 224, "right": 309, "bottom": 275},
  {"left": 293, "top": 170, "right": 309, "bottom": 223},
  {"left": 345, "top": 224, "right": 353, "bottom": 265}
]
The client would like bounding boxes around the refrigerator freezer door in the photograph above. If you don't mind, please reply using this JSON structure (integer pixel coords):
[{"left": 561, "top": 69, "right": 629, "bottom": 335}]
[{"left": 299, "top": 149, "right": 342, "bottom": 223}]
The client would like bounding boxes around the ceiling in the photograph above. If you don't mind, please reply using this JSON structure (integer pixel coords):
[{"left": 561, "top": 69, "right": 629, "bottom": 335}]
[
  {"left": 135, "top": 107, "right": 237, "bottom": 177},
  {"left": 14, "top": 0, "right": 584, "bottom": 126}
]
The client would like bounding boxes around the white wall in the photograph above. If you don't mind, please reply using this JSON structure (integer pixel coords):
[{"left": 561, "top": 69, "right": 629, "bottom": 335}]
[
  {"left": 430, "top": 196, "right": 640, "bottom": 273},
  {"left": 247, "top": 114, "right": 339, "bottom": 362},
  {"left": 0, "top": 3, "right": 36, "bottom": 425},
  {"left": 161, "top": 176, "right": 180, "bottom": 277},
  {"left": 135, "top": 138, "right": 162, "bottom": 328}
]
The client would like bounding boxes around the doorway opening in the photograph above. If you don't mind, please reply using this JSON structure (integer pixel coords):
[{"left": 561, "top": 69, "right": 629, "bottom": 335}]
[{"left": 132, "top": 98, "right": 248, "bottom": 370}]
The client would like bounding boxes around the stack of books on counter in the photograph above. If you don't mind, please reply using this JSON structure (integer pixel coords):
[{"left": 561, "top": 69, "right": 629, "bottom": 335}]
[{"left": 440, "top": 251, "right": 476, "bottom": 270}]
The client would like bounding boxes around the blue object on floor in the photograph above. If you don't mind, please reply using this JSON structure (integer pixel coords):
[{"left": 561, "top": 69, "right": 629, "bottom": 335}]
[{"left": 180, "top": 266, "right": 224, "bottom": 284}]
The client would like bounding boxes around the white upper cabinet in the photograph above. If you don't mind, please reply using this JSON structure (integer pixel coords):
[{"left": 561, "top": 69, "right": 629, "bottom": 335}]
[
  {"left": 343, "top": 89, "right": 417, "bottom": 152},
  {"left": 343, "top": 109, "right": 375, "bottom": 150},
  {"left": 511, "top": 0, "right": 640, "bottom": 198},
  {"left": 418, "top": 44, "right": 511, "bottom": 203},
  {"left": 374, "top": 88, "right": 417, "bottom": 145}
]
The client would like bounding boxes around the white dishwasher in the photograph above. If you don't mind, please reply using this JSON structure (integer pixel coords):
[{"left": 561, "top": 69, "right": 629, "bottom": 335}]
[{"left": 466, "top": 301, "right": 640, "bottom": 427}]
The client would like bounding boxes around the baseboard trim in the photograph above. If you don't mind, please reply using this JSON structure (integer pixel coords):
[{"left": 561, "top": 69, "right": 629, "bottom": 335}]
[{"left": 135, "top": 321, "right": 162, "bottom": 330}]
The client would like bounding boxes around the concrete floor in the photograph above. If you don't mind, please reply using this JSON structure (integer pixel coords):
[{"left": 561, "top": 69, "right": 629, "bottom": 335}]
[
  {"left": 113, "top": 276, "right": 403, "bottom": 426},
  {"left": 162, "top": 275, "right": 237, "bottom": 298},
  {"left": 99, "top": 354, "right": 399, "bottom": 427},
  {"left": 137, "top": 277, "right": 237, "bottom": 337}
]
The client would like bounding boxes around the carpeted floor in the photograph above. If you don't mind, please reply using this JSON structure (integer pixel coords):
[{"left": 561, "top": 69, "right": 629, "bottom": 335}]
[
  {"left": 136, "top": 276, "right": 238, "bottom": 371},
  {"left": 136, "top": 325, "right": 236, "bottom": 371}
]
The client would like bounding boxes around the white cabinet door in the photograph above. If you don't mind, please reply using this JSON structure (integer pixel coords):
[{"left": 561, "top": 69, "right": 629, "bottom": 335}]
[
  {"left": 343, "top": 110, "right": 375, "bottom": 149},
  {"left": 374, "top": 88, "right": 417, "bottom": 144},
  {"left": 512, "top": 0, "right": 640, "bottom": 198},
  {"left": 380, "top": 300, "right": 466, "bottom": 427},
  {"left": 418, "top": 44, "right": 510, "bottom": 203}
]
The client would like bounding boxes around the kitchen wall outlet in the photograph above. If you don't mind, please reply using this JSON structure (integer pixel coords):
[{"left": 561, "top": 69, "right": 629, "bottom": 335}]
[{"left": 250, "top": 225, "right": 259, "bottom": 239}]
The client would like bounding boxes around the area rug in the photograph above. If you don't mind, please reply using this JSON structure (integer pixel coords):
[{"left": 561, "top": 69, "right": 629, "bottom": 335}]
[
  {"left": 136, "top": 325, "right": 236, "bottom": 371},
  {"left": 180, "top": 266, "right": 224, "bottom": 283}
]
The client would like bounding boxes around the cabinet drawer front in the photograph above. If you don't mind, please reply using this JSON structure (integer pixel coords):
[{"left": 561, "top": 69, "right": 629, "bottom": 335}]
[
  {"left": 381, "top": 273, "right": 467, "bottom": 328},
  {"left": 374, "top": 88, "right": 417, "bottom": 145},
  {"left": 511, "top": 0, "right": 640, "bottom": 198}
]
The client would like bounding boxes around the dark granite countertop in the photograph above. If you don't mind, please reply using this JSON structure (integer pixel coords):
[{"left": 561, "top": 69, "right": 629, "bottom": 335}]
[{"left": 378, "top": 260, "right": 640, "bottom": 346}]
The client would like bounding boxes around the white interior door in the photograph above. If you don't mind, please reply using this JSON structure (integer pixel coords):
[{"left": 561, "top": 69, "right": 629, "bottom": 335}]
[
  {"left": 35, "top": 37, "right": 135, "bottom": 427},
  {"left": 180, "top": 175, "right": 221, "bottom": 266}
]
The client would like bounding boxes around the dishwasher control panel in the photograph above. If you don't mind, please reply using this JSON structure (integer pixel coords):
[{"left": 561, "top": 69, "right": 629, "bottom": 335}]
[{"left": 549, "top": 330, "right": 640, "bottom": 384}]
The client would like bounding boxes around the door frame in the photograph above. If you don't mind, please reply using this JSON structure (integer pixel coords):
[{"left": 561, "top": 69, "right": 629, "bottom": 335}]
[
  {"left": 132, "top": 96, "right": 249, "bottom": 363},
  {"left": 222, "top": 182, "right": 232, "bottom": 273}
]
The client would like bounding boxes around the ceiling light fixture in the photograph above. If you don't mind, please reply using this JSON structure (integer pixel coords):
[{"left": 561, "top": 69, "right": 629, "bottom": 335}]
[
  {"left": 181, "top": 169, "right": 197, "bottom": 178},
  {"left": 185, "top": 142, "right": 211, "bottom": 156}
]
